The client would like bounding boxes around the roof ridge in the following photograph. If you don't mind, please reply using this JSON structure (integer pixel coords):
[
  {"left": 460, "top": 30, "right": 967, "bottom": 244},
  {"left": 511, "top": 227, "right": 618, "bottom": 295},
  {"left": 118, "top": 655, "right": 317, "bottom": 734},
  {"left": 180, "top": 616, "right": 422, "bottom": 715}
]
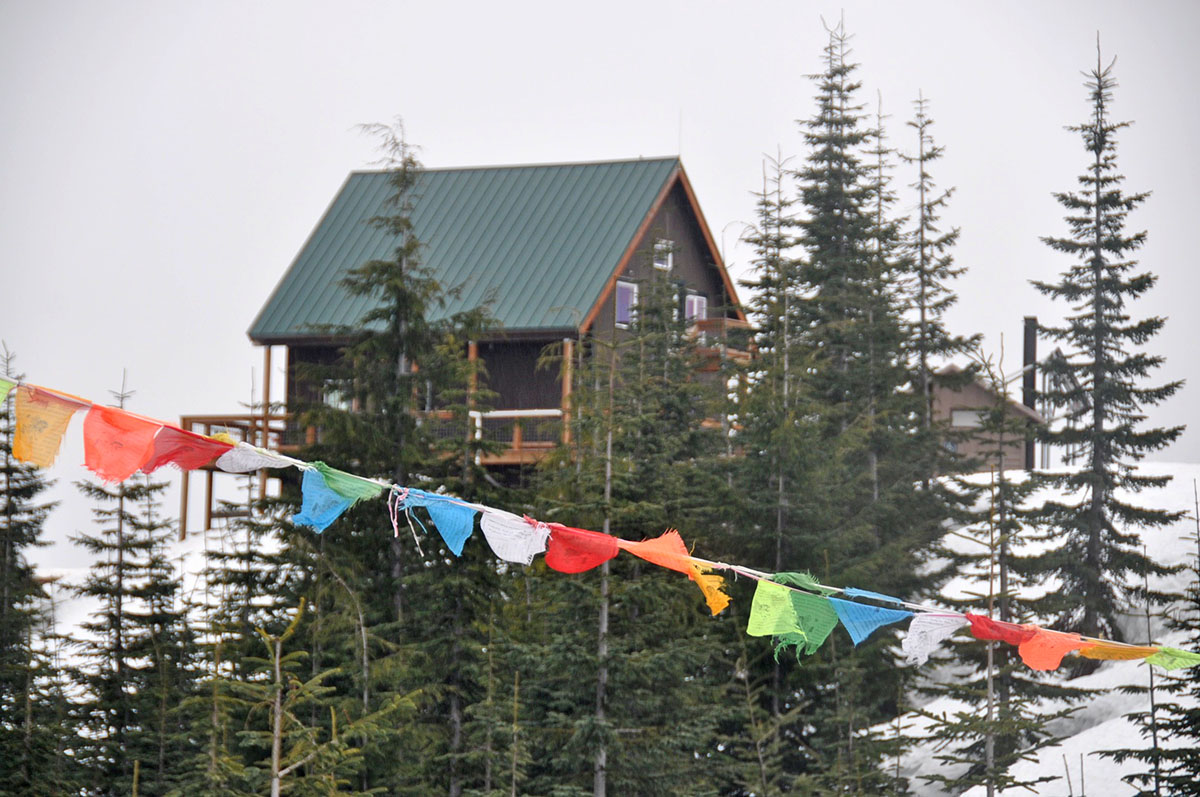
[{"left": 349, "top": 155, "right": 680, "bottom": 176}]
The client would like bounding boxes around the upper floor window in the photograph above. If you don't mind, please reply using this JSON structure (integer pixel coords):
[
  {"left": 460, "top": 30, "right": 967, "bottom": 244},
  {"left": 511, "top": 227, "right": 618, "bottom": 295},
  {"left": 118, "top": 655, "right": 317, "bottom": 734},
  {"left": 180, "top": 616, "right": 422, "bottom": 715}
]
[
  {"left": 615, "top": 280, "right": 638, "bottom": 327},
  {"left": 684, "top": 293, "right": 707, "bottom": 323},
  {"left": 951, "top": 409, "right": 985, "bottom": 428},
  {"left": 653, "top": 239, "right": 674, "bottom": 271}
]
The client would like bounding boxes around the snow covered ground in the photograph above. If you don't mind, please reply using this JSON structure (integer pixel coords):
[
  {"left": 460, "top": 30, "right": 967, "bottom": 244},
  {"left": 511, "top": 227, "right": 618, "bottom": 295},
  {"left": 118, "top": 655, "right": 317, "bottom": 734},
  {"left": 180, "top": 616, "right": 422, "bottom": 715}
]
[{"left": 896, "top": 462, "right": 1200, "bottom": 796}]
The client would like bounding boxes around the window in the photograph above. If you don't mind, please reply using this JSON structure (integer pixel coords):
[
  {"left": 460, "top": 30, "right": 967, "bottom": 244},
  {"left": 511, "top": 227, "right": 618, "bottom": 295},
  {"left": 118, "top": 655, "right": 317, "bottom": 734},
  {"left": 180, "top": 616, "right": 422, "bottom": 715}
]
[
  {"left": 653, "top": 239, "right": 674, "bottom": 271},
  {"left": 950, "top": 409, "right": 985, "bottom": 428},
  {"left": 684, "top": 293, "right": 707, "bottom": 322},
  {"left": 615, "top": 280, "right": 638, "bottom": 327}
]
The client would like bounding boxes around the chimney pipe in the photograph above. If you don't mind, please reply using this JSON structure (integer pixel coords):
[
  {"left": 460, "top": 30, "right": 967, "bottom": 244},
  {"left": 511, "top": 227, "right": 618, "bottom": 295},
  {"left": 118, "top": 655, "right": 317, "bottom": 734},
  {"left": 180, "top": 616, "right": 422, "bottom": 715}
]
[{"left": 1023, "top": 316, "right": 1037, "bottom": 470}]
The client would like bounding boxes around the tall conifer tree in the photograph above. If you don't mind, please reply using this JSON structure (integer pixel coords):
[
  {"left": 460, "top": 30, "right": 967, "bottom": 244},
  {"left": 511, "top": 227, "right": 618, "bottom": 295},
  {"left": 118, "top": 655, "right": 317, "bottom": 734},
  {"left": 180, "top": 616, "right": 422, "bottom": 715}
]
[
  {"left": 1027, "top": 50, "right": 1184, "bottom": 642},
  {"left": 0, "top": 347, "right": 65, "bottom": 792}
]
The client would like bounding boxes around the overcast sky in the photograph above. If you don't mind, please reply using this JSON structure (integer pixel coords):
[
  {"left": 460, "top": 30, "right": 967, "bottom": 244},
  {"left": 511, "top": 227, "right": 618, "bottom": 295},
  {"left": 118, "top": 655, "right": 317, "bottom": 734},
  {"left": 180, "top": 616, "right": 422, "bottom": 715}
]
[{"left": 2, "top": 0, "right": 1197, "bottom": 568}]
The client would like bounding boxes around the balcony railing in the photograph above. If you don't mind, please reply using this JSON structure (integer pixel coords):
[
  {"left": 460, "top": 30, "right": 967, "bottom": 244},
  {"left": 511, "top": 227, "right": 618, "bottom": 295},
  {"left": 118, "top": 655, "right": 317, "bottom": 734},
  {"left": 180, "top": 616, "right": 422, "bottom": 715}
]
[{"left": 422, "top": 409, "right": 564, "bottom": 466}]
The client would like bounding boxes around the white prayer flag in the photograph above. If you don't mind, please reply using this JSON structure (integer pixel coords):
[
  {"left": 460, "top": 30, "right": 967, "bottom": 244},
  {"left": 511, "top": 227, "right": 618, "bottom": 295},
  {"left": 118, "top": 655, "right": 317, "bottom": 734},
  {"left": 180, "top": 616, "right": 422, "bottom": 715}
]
[
  {"left": 215, "top": 443, "right": 292, "bottom": 473},
  {"left": 902, "top": 614, "right": 969, "bottom": 666},
  {"left": 479, "top": 509, "right": 548, "bottom": 566}
]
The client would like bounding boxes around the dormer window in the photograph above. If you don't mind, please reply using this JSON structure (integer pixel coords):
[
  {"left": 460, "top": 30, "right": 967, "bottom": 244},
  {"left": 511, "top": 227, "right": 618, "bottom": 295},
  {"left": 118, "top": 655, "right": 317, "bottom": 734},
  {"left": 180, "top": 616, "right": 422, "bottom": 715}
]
[
  {"left": 615, "top": 280, "right": 638, "bottom": 327},
  {"left": 653, "top": 239, "right": 674, "bottom": 271}
]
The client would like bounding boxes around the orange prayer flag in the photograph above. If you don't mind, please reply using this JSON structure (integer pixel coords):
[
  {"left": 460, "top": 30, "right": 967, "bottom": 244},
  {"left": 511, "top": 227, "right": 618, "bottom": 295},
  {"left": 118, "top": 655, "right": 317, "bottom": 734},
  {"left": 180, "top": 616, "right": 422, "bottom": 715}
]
[
  {"left": 1078, "top": 640, "right": 1159, "bottom": 661},
  {"left": 1018, "top": 627, "right": 1086, "bottom": 671},
  {"left": 616, "top": 529, "right": 693, "bottom": 573},
  {"left": 83, "top": 405, "right": 161, "bottom": 483},
  {"left": 13, "top": 385, "right": 90, "bottom": 468},
  {"left": 619, "top": 530, "right": 730, "bottom": 615}
]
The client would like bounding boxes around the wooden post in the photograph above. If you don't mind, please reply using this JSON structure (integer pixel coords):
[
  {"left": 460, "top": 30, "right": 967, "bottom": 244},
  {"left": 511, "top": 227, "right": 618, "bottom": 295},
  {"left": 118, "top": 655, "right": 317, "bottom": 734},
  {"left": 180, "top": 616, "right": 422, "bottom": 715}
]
[
  {"left": 561, "top": 338, "right": 573, "bottom": 445},
  {"left": 260, "top": 345, "right": 271, "bottom": 500},
  {"left": 204, "top": 469, "right": 214, "bottom": 531},
  {"left": 467, "top": 341, "right": 478, "bottom": 397},
  {"left": 179, "top": 419, "right": 192, "bottom": 540}
]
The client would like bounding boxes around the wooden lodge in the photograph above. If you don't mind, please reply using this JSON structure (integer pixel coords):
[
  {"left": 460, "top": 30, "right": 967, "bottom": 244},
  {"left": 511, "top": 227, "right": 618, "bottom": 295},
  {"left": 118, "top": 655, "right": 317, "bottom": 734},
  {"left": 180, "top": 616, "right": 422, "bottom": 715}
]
[{"left": 179, "top": 157, "right": 749, "bottom": 532}]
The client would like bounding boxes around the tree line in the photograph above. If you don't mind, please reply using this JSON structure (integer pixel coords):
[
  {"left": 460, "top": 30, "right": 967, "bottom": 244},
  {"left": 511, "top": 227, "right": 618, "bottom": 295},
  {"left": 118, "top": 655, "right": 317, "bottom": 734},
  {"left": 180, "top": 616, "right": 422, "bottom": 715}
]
[{"left": 1, "top": 23, "right": 1193, "bottom": 796}]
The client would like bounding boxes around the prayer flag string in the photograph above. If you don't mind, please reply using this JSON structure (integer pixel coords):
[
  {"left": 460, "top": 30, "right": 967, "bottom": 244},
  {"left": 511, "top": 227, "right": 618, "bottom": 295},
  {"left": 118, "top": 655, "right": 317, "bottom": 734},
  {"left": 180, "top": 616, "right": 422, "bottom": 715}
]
[{"left": 6, "top": 375, "right": 1198, "bottom": 674}]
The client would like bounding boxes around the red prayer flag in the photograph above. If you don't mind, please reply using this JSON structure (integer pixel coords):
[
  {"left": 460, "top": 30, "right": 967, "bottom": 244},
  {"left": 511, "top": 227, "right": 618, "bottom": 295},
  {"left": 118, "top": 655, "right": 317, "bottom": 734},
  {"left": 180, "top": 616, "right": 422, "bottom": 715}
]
[
  {"left": 544, "top": 524, "right": 619, "bottom": 573},
  {"left": 966, "top": 613, "right": 1037, "bottom": 647},
  {"left": 83, "top": 405, "right": 161, "bottom": 483},
  {"left": 142, "top": 425, "right": 233, "bottom": 473}
]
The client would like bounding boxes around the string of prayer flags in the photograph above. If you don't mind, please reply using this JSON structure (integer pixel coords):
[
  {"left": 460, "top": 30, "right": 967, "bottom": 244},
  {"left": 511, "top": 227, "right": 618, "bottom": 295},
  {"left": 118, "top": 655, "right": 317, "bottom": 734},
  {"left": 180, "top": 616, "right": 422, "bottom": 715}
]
[
  {"left": 829, "top": 597, "right": 913, "bottom": 646},
  {"left": 14, "top": 374, "right": 1200, "bottom": 676},
  {"left": 479, "top": 510, "right": 548, "bottom": 565},
  {"left": 215, "top": 442, "right": 292, "bottom": 473},
  {"left": 292, "top": 468, "right": 353, "bottom": 532},
  {"left": 13, "top": 385, "right": 89, "bottom": 468},
  {"left": 1078, "top": 640, "right": 1160, "bottom": 661},
  {"left": 396, "top": 489, "right": 479, "bottom": 556},
  {"left": 142, "top": 425, "right": 233, "bottom": 473},
  {"left": 83, "top": 405, "right": 162, "bottom": 483},
  {"left": 312, "top": 462, "right": 384, "bottom": 505},
  {"left": 545, "top": 524, "right": 620, "bottom": 573},
  {"left": 902, "top": 614, "right": 970, "bottom": 666},
  {"left": 1018, "top": 628, "right": 1087, "bottom": 671},
  {"left": 747, "top": 578, "right": 839, "bottom": 658},
  {"left": 966, "top": 613, "right": 1037, "bottom": 647},
  {"left": 1144, "top": 647, "right": 1200, "bottom": 671}
]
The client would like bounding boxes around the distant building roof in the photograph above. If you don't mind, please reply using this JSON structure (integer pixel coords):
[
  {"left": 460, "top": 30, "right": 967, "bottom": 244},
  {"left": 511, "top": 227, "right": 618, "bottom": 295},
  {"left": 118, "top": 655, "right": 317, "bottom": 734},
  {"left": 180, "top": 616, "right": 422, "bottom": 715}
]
[{"left": 249, "top": 157, "right": 684, "bottom": 343}]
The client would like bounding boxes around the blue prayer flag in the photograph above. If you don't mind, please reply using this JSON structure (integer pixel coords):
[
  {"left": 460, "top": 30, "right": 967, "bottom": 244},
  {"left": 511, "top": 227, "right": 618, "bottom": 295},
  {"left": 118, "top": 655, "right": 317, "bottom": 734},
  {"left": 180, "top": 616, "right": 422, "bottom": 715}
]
[
  {"left": 829, "top": 597, "right": 913, "bottom": 646},
  {"left": 425, "top": 499, "right": 478, "bottom": 556},
  {"left": 292, "top": 469, "right": 353, "bottom": 532},
  {"left": 843, "top": 587, "right": 905, "bottom": 605}
]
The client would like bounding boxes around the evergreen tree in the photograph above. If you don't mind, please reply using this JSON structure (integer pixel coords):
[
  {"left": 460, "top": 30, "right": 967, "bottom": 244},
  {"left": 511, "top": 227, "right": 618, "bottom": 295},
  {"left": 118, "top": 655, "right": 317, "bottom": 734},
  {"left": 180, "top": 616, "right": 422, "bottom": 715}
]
[
  {"left": 752, "top": 22, "right": 941, "bottom": 790},
  {"left": 1102, "top": 490, "right": 1200, "bottom": 794},
  {"left": 919, "top": 354, "right": 1078, "bottom": 794},
  {"left": 523, "top": 242, "right": 732, "bottom": 795},
  {"left": 900, "top": 93, "right": 975, "bottom": 434},
  {"left": 1028, "top": 50, "right": 1184, "bottom": 642},
  {"left": 282, "top": 119, "right": 506, "bottom": 794},
  {"left": 0, "top": 345, "right": 72, "bottom": 793},
  {"left": 72, "top": 435, "right": 198, "bottom": 795}
]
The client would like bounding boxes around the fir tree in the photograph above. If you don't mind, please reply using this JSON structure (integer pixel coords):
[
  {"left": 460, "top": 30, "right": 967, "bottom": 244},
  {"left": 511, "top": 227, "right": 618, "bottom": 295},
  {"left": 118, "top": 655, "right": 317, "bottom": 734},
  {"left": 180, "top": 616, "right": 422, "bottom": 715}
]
[
  {"left": 1102, "top": 485, "right": 1200, "bottom": 794},
  {"left": 900, "top": 93, "right": 975, "bottom": 432},
  {"left": 525, "top": 242, "right": 731, "bottom": 795},
  {"left": 72, "top": 461, "right": 197, "bottom": 794},
  {"left": 1028, "top": 49, "right": 1184, "bottom": 642},
  {"left": 919, "top": 354, "right": 1079, "bottom": 794},
  {"left": 0, "top": 345, "right": 61, "bottom": 792},
  {"left": 283, "top": 119, "right": 507, "bottom": 794}
]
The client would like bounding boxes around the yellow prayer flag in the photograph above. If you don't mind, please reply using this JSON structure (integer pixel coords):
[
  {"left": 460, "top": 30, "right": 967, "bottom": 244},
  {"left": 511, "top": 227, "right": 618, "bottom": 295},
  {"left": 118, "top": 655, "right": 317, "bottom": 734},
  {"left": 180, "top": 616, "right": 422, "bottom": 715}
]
[{"left": 13, "top": 386, "right": 89, "bottom": 468}]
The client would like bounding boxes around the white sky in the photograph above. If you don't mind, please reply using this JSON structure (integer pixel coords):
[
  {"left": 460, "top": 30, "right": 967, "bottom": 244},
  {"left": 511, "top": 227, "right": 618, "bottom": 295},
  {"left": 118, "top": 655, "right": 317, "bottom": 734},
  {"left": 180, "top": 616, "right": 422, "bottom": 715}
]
[{"left": 2, "top": 0, "right": 1197, "bottom": 567}]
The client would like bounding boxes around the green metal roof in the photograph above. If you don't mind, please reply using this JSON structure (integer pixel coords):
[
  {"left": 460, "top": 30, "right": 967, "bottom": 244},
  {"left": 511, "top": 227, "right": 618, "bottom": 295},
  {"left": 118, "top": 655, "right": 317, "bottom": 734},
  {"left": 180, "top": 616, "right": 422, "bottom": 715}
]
[{"left": 249, "top": 157, "right": 681, "bottom": 343}]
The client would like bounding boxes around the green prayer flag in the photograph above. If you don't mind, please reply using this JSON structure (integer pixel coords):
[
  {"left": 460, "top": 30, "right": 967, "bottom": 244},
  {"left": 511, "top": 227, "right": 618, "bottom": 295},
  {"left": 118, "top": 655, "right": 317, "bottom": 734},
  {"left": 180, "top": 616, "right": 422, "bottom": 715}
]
[
  {"left": 0, "top": 377, "right": 14, "bottom": 404},
  {"left": 746, "top": 579, "right": 839, "bottom": 658},
  {"left": 1146, "top": 647, "right": 1200, "bottom": 671},
  {"left": 312, "top": 462, "right": 385, "bottom": 504},
  {"left": 772, "top": 570, "right": 837, "bottom": 596}
]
